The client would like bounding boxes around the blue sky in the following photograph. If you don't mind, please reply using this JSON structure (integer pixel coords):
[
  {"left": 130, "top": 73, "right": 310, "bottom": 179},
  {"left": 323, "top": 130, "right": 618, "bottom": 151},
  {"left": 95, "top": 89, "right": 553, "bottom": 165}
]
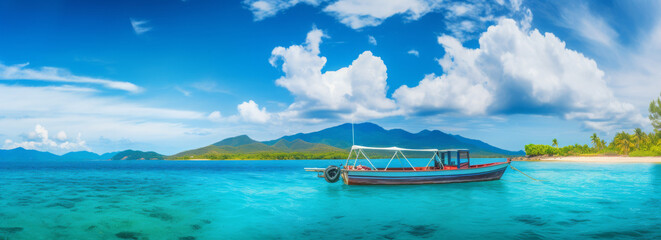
[{"left": 1, "top": 0, "right": 660, "bottom": 155}]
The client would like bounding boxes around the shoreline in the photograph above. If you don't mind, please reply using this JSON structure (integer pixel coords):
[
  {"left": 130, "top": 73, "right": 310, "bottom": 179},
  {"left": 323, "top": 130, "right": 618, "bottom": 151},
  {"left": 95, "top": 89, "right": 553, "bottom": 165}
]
[{"left": 513, "top": 156, "right": 661, "bottom": 163}]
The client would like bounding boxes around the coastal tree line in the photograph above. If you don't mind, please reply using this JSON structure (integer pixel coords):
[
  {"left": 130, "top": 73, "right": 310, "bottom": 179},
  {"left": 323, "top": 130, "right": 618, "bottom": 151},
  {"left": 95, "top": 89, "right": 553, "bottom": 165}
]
[
  {"left": 526, "top": 93, "right": 661, "bottom": 157},
  {"left": 172, "top": 151, "right": 349, "bottom": 160}
]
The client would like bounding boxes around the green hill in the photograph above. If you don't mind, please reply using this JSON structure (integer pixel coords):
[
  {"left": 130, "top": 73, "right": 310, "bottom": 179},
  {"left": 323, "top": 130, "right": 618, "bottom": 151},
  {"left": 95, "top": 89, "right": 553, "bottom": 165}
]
[
  {"left": 112, "top": 150, "right": 165, "bottom": 160},
  {"left": 212, "top": 134, "right": 258, "bottom": 147},
  {"left": 171, "top": 135, "right": 346, "bottom": 160}
]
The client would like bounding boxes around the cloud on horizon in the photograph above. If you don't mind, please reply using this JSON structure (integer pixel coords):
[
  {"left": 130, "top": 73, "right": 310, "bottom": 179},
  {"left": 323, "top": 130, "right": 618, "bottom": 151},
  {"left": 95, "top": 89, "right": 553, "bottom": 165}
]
[
  {"left": 3, "top": 124, "right": 88, "bottom": 154},
  {"left": 0, "top": 84, "right": 221, "bottom": 153}
]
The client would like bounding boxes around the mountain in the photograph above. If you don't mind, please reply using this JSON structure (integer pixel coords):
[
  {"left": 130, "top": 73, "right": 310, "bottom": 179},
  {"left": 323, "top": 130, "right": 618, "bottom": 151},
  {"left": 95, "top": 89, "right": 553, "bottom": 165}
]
[
  {"left": 212, "top": 135, "right": 258, "bottom": 147},
  {"left": 0, "top": 148, "right": 121, "bottom": 161},
  {"left": 99, "top": 151, "right": 119, "bottom": 160},
  {"left": 0, "top": 147, "right": 61, "bottom": 161},
  {"left": 171, "top": 135, "right": 344, "bottom": 158},
  {"left": 60, "top": 151, "right": 101, "bottom": 161},
  {"left": 111, "top": 150, "right": 165, "bottom": 160},
  {"left": 59, "top": 151, "right": 120, "bottom": 160},
  {"left": 264, "top": 122, "right": 523, "bottom": 157}
]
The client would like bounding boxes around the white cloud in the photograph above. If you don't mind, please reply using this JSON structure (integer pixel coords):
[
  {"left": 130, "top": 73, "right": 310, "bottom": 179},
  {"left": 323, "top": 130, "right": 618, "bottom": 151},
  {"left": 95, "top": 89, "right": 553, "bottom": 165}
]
[
  {"left": 244, "top": 0, "right": 325, "bottom": 21},
  {"left": 509, "top": 0, "right": 522, "bottom": 11},
  {"left": 0, "top": 84, "right": 219, "bottom": 153},
  {"left": 368, "top": 35, "right": 377, "bottom": 45},
  {"left": 130, "top": 18, "right": 152, "bottom": 35},
  {"left": 606, "top": 5, "right": 661, "bottom": 120},
  {"left": 443, "top": 0, "right": 530, "bottom": 41},
  {"left": 175, "top": 86, "right": 191, "bottom": 96},
  {"left": 393, "top": 18, "right": 646, "bottom": 132},
  {"left": 0, "top": 84, "right": 202, "bottom": 120},
  {"left": 0, "top": 62, "right": 141, "bottom": 92},
  {"left": 269, "top": 28, "right": 397, "bottom": 120},
  {"left": 238, "top": 100, "right": 271, "bottom": 123},
  {"left": 407, "top": 49, "right": 419, "bottom": 57},
  {"left": 242, "top": 0, "right": 528, "bottom": 38},
  {"left": 208, "top": 111, "right": 222, "bottom": 121},
  {"left": 324, "top": 0, "right": 441, "bottom": 29},
  {"left": 3, "top": 124, "right": 88, "bottom": 153},
  {"left": 56, "top": 131, "right": 67, "bottom": 141},
  {"left": 558, "top": 4, "right": 618, "bottom": 47}
]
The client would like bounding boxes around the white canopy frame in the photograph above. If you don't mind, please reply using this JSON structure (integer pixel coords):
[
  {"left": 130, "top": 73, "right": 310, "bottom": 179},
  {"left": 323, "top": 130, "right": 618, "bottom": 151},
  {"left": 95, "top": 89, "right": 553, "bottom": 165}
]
[{"left": 344, "top": 146, "right": 465, "bottom": 171}]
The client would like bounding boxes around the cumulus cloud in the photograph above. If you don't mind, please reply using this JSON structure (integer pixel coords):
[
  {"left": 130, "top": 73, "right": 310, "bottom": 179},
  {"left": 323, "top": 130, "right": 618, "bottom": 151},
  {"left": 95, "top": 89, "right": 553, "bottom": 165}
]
[
  {"left": 368, "top": 35, "right": 377, "bottom": 45},
  {"left": 0, "top": 62, "right": 141, "bottom": 92},
  {"left": 324, "top": 0, "right": 442, "bottom": 29},
  {"left": 130, "top": 18, "right": 152, "bottom": 35},
  {"left": 393, "top": 18, "right": 646, "bottom": 131},
  {"left": 244, "top": 0, "right": 325, "bottom": 20},
  {"left": 269, "top": 28, "right": 397, "bottom": 120},
  {"left": 238, "top": 100, "right": 271, "bottom": 123},
  {"left": 407, "top": 49, "right": 420, "bottom": 57},
  {"left": 3, "top": 124, "right": 88, "bottom": 153}
]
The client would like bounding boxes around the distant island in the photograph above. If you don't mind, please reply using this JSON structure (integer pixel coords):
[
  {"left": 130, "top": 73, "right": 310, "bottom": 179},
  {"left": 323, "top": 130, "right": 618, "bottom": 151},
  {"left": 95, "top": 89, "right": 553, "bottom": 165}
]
[
  {"left": 516, "top": 95, "right": 661, "bottom": 162},
  {"left": 0, "top": 122, "right": 524, "bottom": 161}
]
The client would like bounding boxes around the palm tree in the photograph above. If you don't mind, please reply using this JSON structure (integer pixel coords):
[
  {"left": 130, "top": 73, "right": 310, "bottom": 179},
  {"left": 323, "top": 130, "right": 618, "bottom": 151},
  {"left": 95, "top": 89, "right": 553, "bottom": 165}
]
[
  {"left": 552, "top": 138, "right": 558, "bottom": 148},
  {"left": 590, "top": 133, "right": 600, "bottom": 150},
  {"left": 634, "top": 128, "right": 644, "bottom": 149},
  {"left": 614, "top": 132, "right": 634, "bottom": 155},
  {"left": 600, "top": 139, "right": 607, "bottom": 151}
]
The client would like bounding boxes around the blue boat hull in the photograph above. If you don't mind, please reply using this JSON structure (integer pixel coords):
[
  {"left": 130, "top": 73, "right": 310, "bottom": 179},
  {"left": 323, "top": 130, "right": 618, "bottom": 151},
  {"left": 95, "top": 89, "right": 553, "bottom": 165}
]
[{"left": 342, "top": 163, "right": 509, "bottom": 185}]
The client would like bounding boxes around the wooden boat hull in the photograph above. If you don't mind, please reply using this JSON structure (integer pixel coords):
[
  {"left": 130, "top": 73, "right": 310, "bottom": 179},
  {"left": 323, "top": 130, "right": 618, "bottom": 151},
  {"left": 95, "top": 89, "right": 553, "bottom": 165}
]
[{"left": 342, "top": 162, "right": 509, "bottom": 185}]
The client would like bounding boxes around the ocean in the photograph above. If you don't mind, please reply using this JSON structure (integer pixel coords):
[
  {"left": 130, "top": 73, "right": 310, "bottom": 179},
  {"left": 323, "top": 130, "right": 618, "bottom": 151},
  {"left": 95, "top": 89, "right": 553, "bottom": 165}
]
[{"left": 1, "top": 159, "right": 660, "bottom": 239}]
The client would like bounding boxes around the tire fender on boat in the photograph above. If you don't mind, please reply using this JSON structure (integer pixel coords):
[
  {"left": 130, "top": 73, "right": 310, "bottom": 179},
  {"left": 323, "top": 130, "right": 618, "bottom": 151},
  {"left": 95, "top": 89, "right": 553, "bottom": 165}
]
[{"left": 324, "top": 165, "right": 341, "bottom": 183}]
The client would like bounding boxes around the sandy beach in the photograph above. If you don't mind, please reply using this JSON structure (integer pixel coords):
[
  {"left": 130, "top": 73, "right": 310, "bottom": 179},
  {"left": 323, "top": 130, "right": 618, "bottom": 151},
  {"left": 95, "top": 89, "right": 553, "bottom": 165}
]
[{"left": 514, "top": 156, "right": 661, "bottom": 163}]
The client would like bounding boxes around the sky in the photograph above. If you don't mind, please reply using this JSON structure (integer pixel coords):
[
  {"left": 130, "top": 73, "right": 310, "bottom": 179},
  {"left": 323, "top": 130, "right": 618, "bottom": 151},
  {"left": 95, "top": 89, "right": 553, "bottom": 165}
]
[{"left": 1, "top": 0, "right": 660, "bottom": 155}]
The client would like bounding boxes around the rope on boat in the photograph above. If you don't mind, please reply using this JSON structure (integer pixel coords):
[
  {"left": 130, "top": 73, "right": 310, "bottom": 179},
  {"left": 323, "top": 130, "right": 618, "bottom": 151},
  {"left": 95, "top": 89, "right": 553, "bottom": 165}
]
[{"left": 509, "top": 164, "right": 546, "bottom": 182}]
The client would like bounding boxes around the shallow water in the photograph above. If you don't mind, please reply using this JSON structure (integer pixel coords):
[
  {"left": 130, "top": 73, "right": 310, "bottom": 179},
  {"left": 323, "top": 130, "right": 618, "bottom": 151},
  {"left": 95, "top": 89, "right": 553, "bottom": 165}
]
[{"left": 0, "top": 159, "right": 660, "bottom": 239}]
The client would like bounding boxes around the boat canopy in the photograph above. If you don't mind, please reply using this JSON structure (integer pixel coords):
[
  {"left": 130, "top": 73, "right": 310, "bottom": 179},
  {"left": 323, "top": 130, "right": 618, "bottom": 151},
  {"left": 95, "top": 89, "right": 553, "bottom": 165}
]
[
  {"left": 351, "top": 145, "right": 468, "bottom": 153},
  {"left": 347, "top": 145, "right": 472, "bottom": 171},
  {"left": 351, "top": 145, "right": 438, "bottom": 152}
]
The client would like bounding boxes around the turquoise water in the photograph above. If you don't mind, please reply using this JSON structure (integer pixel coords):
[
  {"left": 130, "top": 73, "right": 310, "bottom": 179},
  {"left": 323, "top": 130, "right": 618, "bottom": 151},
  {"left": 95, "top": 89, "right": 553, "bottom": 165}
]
[{"left": 1, "top": 159, "right": 660, "bottom": 240}]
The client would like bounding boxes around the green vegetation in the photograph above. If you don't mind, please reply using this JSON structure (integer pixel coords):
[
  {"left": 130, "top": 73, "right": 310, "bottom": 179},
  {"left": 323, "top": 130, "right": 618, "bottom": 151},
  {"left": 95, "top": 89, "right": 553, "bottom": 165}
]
[
  {"left": 651, "top": 92, "right": 661, "bottom": 132},
  {"left": 526, "top": 93, "right": 661, "bottom": 157},
  {"left": 525, "top": 129, "right": 661, "bottom": 157},
  {"left": 169, "top": 136, "right": 349, "bottom": 160},
  {"left": 112, "top": 150, "right": 165, "bottom": 160},
  {"left": 171, "top": 151, "right": 348, "bottom": 160}
]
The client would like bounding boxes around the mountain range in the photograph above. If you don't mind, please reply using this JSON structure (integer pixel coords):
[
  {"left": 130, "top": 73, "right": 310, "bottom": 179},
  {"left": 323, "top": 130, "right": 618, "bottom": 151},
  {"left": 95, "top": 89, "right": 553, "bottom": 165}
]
[
  {"left": 0, "top": 148, "right": 118, "bottom": 161},
  {"left": 260, "top": 123, "right": 523, "bottom": 156},
  {"left": 0, "top": 122, "right": 524, "bottom": 161}
]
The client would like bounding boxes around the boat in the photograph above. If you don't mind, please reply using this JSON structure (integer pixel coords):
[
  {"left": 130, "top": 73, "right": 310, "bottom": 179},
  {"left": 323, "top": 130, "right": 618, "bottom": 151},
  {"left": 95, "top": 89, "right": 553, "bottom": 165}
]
[{"left": 305, "top": 145, "right": 510, "bottom": 185}]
